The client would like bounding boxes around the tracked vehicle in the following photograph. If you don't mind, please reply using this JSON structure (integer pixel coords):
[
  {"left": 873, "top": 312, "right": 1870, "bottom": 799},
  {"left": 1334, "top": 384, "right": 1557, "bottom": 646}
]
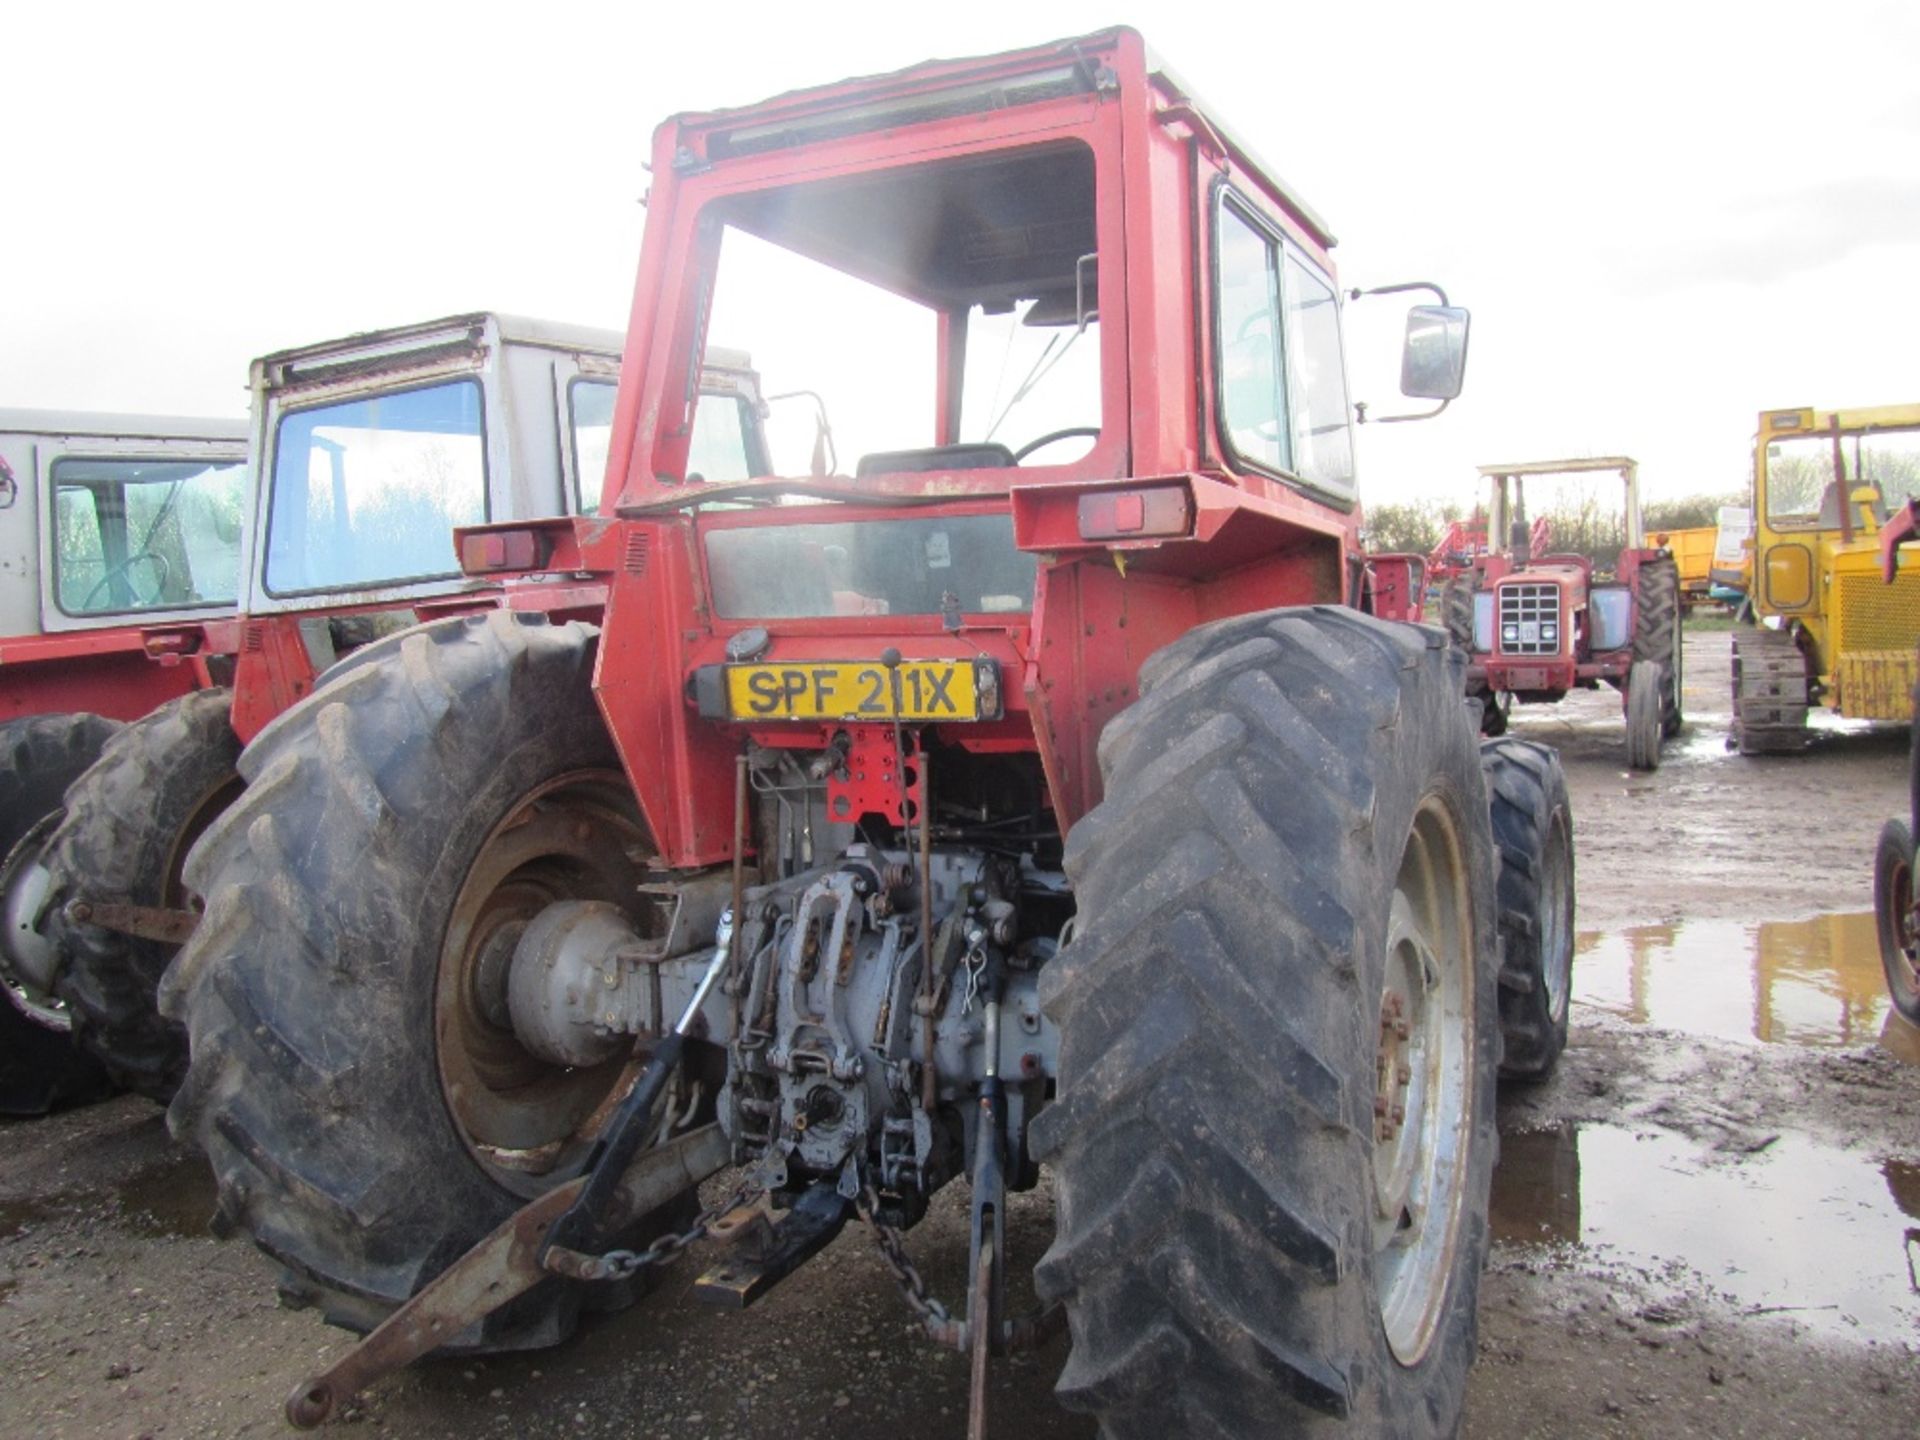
[
  {"left": 163, "top": 30, "right": 1573, "bottom": 1437},
  {"left": 1734, "top": 404, "right": 1920, "bottom": 753}
]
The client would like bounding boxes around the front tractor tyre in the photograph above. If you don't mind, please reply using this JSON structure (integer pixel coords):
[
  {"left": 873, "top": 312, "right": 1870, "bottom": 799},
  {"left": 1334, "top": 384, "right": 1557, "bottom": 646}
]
[
  {"left": 1634, "top": 556, "right": 1683, "bottom": 739},
  {"left": 160, "top": 612, "right": 692, "bottom": 1349},
  {"left": 1480, "top": 738, "right": 1574, "bottom": 1079},
  {"left": 42, "top": 689, "right": 242, "bottom": 1100},
  {"left": 1031, "top": 606, "right": 1500, "bottom": 1438},
  {"left": 1875, "top": 819, "right": 1920, "bottom": 1026},
  {"left": 1624, "top": 659, "right": 1664, "bottom": 771}
]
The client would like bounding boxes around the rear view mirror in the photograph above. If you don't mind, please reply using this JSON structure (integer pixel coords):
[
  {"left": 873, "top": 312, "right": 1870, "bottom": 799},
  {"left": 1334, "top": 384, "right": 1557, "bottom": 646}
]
[
  {"left": 1347, "top": 282, "right": 1468, "bottom": 424},
  {"left": 1401, "top": 305, "right": 1470, "bottom": 401}
]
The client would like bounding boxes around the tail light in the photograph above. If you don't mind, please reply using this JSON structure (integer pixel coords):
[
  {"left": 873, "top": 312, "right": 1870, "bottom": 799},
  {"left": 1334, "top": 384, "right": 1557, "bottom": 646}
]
[
  {"left": 1077, "top": 487, "right": 1192, "bottom": 542},
  {"left": 460, "top": 528, "right": 550, "bottom": 575}
]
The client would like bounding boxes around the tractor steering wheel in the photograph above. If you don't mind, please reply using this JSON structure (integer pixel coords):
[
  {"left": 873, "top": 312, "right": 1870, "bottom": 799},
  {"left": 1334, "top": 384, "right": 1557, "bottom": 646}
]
[
  {"left": 1011, "top": 427, "right": 1101, "bottom": 464},
  {"left": 81, "top": 552, "right": 170, "bottom": 612}
]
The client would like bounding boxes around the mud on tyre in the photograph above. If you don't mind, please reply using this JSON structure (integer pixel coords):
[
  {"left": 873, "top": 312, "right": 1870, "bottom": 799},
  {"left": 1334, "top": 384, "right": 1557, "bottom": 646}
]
[
  {"left": 1480, "top": 738, "right": 1574, "bottom": 1079},
  {"left": 41, "top": 689, "right": 241, "bottom": 1100},
  {"left": 1030, "top": 606, "right": 1500, "bottom": 1437},
  {"left": 160, "top": 612, "right": 696, "bottom": 1348}
]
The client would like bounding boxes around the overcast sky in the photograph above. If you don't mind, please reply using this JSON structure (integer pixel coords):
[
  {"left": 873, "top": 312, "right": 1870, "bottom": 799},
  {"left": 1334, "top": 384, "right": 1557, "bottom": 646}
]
[{"left": 4, "top": 0, "right": 1916, "bottom": 512}]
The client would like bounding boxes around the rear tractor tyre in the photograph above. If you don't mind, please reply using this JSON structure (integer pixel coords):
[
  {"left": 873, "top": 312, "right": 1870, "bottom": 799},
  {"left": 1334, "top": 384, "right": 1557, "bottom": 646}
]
[
  {"left": 1624, "top": 659, "right": 1663, "bottom": 771},
  {"left": 0, "top": 713, "right": 121, "bottom": 1114},
  {"left": 1634, "top": 556, "right": 1683, "bottom": 738},
  {"left": 1480, "top": 739, "right": 1574, "bottom": 1079},
  {"left": 159, "top": 612, "right": 696, "bottom": 1350},
  {"left": 1874, "top": 819, "right": 1920, "bottom": 1026},
  {"left": 42, "top": 689, "right": 241, "bottom": 1100},
  {"left": 1032, "top": 606, "right": 1500, "bottom": 1437}
]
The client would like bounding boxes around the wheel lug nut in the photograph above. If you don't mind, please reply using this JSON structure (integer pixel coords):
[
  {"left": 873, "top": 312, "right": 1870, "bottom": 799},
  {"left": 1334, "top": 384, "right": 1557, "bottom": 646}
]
[
  {"left": 1396, "top": 1062, "right": 1411, "bottom": 1085},
  {"left": 1373, "top": 1095, "right": 1390, "bottom": 1116},
  {"left": 1391, "top": 1104, "right": 1406, "bottom": 1123}
]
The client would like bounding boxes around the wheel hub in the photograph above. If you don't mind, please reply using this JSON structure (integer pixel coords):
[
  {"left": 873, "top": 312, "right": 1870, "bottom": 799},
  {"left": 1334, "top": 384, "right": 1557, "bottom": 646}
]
[{"left": 435, "top": 770, "right": 655, "bottom": 1192}]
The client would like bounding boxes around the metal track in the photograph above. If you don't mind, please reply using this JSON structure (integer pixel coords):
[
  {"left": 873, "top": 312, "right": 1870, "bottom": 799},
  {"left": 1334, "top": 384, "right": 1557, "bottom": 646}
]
[{"left": 1731, "top": 629, "right": 1810, "bottom": 754}]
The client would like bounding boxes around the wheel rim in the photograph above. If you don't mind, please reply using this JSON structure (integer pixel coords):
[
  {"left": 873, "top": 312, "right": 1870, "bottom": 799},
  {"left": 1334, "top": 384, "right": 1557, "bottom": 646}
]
[
  {"left": 1886, "top": 848, "right": 1920, "bottom": 1005},
  {"left": 1373, "top": 792, "right": 1475, "bottom": 1366},
  {"left": 436, "top": 768, "right": 654, "bottom": 1196},
  {"left": 0, "top": 814, "right": 69, "bottom": 1030},
  {"left": 1540, "top": 810, "right": 1574, "bottom": 1022},
  {"left": 163, "top": 775, "right": 245, "bottom": 917}
]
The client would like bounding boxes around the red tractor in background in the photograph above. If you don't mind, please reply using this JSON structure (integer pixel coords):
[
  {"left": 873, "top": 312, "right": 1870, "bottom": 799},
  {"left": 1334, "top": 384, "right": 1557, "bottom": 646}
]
[
  {"left": 1440, "top": 455, "right": 1683, "bottom": 768},
  {"left": 162, "top": 30, "right": 1575, "bottom": 1438},
  {"left": 0, "top": 410, "right": 247, "bottom": 1112},
  {"left": 5, "top": 316, "right": 767, "bottom": 1108}
]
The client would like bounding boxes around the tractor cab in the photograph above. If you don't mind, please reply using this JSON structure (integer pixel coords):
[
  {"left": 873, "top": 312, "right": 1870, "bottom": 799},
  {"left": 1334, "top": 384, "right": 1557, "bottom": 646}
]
[{"left": 0, "top": 412, "right": 247, "bottom": 721}]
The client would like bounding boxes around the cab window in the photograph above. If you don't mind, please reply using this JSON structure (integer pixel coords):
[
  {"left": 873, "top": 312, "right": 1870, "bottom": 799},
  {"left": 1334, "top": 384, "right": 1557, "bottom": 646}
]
[{"left": 1214, "top": 191, "right": 1354, "bottom": 498}]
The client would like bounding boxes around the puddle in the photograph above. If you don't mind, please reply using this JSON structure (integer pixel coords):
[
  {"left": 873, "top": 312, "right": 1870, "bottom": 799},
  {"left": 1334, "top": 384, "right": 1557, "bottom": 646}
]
[
  {"left": 113, "top": 1152, "right": 218, "bottom": 1240},
  {"left": 1493, "top": 1121, "right": 1920, "bottom": 1342},
  {"left": 0, "top": 1151, "right": 216, "bottom": 1244},
  {"left": 1574, "top": 910, "right": 1914, "bottom": 1056}
]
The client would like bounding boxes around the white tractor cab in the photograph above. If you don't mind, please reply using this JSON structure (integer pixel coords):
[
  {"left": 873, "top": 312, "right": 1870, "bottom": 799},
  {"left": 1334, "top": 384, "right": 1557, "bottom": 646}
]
[
  {"left": 10, "top": 316, "right": 769, "bottom": 1108},
  {"left": 0, "top": 411, "right": 248, "bottom": 659},
  {"left": 229, "top": 314, "right": 767, "bottom": 719},
  {"left": 245, "top": 313, "right": 620, "bottom": 616}
]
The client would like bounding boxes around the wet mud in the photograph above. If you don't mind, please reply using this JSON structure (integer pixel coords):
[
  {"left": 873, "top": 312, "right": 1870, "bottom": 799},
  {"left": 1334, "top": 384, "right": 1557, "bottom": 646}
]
[{"left": 2, "top": 625, "right": 1917, "bottom": 1437}]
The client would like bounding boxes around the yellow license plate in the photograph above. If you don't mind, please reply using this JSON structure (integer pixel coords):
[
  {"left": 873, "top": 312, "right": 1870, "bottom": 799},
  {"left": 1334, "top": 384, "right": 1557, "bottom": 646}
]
[{"left": 726, "top": 660, "right": 983, "bottom": 721}]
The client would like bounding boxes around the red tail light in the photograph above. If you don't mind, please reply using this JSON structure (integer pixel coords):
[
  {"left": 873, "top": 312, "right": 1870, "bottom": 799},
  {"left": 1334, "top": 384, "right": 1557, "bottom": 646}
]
[{"left": 1076, "top": 487, "right": 1192, "bottom": 542}]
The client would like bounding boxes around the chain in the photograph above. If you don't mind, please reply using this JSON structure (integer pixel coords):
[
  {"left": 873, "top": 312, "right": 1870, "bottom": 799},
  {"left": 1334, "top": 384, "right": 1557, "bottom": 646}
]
[
  {"left": 857, "top": 1182, "right": 1067, "bottom": 1355},
  {"left": 546, "top": 1178, "right": 762, "bottom": 1283},
  {"left": 856, "top": 1184, "right": 962, "bottom": 1346}
]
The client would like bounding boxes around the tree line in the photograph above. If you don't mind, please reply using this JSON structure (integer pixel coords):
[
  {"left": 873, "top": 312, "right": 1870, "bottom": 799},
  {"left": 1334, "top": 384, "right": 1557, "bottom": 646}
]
[{"left": 1364, "top": 491, "right": 1746, "bottom": 571}]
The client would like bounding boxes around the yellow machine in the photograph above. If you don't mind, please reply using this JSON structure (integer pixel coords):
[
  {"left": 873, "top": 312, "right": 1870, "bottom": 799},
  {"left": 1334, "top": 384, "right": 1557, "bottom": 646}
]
[
  {"left": 1655, "top": 524, "right": 1717, "bottom": 606},
  {"left": 1733, "top": 403, "right": 1920, "bottom": 752}
]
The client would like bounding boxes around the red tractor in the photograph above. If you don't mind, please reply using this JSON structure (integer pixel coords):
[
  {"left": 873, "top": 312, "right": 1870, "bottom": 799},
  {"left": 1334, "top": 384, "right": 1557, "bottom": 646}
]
[
  {"left": 1440, "top": 456, "right": 1682, "bottom": 768},
  {"left": 5, "top": 316, "right": 767, "bottom": 1107},
  {"left": 0, "top": 410, "right": 247, "bottom": 1113},
  {"left": 162, "top": 30, "right": 1574, "bottom": 1438}
]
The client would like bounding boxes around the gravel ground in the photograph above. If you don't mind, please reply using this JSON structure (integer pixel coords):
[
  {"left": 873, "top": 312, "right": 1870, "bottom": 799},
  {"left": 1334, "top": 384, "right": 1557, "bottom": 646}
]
[{"left": 2, "top": 625, "right": 1916, "bottom": 1438}]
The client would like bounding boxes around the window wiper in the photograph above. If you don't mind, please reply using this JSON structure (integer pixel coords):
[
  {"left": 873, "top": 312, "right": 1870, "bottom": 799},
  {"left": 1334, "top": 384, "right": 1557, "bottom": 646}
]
[{"left": 615, "top": 479, "right": 961, "bottom": 516}]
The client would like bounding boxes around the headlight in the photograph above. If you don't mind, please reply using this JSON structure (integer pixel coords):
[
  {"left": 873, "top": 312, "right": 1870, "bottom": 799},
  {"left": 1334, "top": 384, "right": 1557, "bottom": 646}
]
[
  {"left": 1502, "top": 624, "right": 1519, "bottom": 644},
  {"left": 1541, "top": 624, "right": 1558, "bottom": 643}
]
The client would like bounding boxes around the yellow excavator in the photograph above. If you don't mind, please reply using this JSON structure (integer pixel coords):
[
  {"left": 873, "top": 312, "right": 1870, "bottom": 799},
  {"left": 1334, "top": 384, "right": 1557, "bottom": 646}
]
[{"left": 1732, "top": 403, "right": 1920, "bottom": 753}]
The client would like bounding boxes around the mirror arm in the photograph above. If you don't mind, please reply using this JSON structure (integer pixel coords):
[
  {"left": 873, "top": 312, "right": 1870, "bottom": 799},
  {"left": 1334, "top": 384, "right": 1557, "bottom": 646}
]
[
  {"left": 1349, "top": 281, "right": 1452, "bottom": 307},
  {"left": 1355, "top": 397, "right": 1452, "bottom": 426}
]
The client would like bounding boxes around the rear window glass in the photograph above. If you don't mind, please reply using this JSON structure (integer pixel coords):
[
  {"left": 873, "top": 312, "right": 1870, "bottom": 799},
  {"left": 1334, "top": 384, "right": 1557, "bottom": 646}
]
[
  {"left": 705, "top": 513, "right": 1035, "bottom": 618},
  {"left": 265, "top": 379, "right": 486, "bottom": 595}
]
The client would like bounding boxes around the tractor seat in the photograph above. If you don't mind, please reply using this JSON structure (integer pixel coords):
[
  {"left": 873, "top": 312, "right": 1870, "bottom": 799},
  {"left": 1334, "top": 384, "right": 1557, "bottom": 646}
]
[{"left": 855, "top": 443, "right": 1015, "bottom": 477}]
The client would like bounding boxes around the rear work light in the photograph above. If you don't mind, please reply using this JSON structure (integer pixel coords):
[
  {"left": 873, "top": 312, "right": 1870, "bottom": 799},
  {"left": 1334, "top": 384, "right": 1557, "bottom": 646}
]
[
  {"left": 459, "top": 529, "right": 551, "bottom": 576},
  {"left": 1077, "top": 487, "right": 1193, "bottom": 542}
]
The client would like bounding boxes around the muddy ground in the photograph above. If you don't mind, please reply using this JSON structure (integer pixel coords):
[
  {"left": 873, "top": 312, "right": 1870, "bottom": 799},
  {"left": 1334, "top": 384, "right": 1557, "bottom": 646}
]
[{"left": 3, "top": 626, "right": 1916, "bottom": 1439}]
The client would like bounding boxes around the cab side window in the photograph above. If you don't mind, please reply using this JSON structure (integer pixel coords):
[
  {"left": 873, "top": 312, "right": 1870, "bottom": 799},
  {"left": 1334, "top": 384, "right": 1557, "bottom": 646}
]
[{"left": 1214, "top": 191, "right": 1355, "bottom": 499}]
